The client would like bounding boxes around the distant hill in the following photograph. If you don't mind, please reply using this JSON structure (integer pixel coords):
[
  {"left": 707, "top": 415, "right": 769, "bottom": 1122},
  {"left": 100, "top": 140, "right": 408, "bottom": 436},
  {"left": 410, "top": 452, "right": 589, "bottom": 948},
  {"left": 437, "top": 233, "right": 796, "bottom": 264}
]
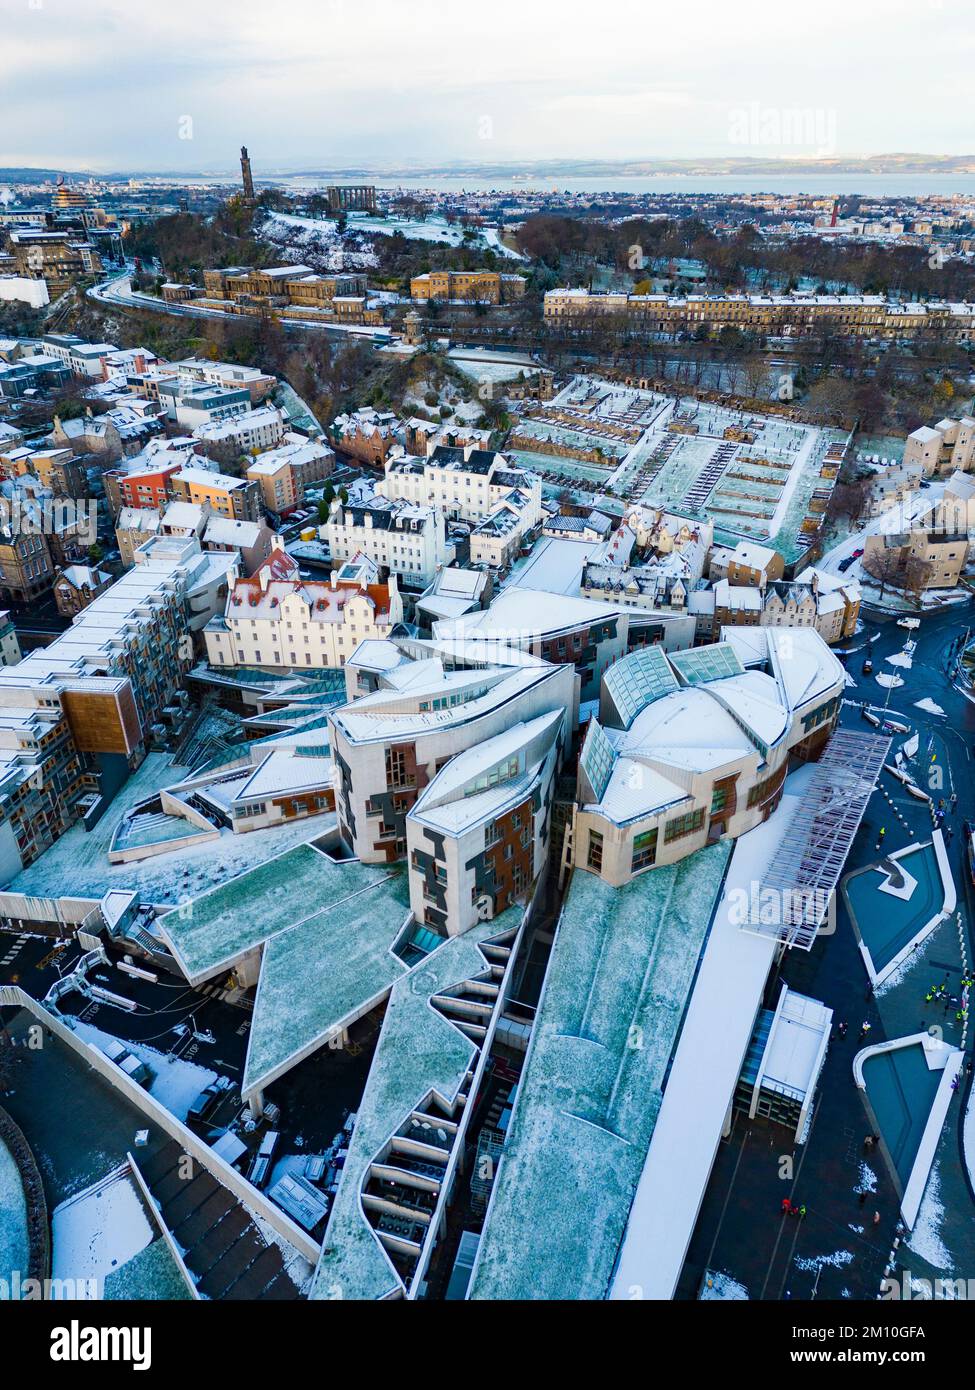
[
  {"left": 3, "top": 153, "right": 975, "bottom": 182},
  {"left": 0, "top": 167, "right": 94, "bottom": 182}
]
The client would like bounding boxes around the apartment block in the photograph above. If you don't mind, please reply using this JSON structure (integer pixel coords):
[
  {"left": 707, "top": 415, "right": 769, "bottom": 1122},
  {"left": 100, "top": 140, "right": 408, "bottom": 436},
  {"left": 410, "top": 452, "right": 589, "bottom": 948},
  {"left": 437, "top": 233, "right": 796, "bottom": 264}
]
[
  {"left": 170, "top": 465, "right": 262, "bottom": 522},
  {"left": 324, "top": 496, "right": 454, "bottom": 586},
  {"left": 193, "top": 405, "right": 287, "bottom": 463},
  {"left": 378, "top": 445, "right": 542, "bottom": 531},
  {"left": 246, "top": 439, "right": 334, "bottom": 514},
  {"left": 903, "top": 416, "right": 975, "bottom": 477},
  {"left": 0, "top": 537, "right": 234, "bottom": 871},
  {"left": 10, "top": 231, "right": 103, "bottom": 298},
  {"left": 863, "top": 522, "right": 969, "bottom": 590},
  {"left": 543, "top": 288, "right": 975, "bottom": 343}
]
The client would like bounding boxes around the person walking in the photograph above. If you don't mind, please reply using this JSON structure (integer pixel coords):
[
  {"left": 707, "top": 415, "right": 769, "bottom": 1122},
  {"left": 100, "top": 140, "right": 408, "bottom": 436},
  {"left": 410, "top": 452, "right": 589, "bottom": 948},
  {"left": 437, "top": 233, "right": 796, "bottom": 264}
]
[
  {"left": 863, "top": 1134, "right": 875, "bottom": 1152},
  {"left": 838, "top": 1021, "right": 848, "bottom": 1039},
  {"left": 858, "top": 1190, "right": 868, "bottom": 1207},
  {"left": 873, "top": 1211, "right": 881, "bottom": 1227},
  {"left": 860, "top": 1021, "right": 872, "bottom": 1039}
]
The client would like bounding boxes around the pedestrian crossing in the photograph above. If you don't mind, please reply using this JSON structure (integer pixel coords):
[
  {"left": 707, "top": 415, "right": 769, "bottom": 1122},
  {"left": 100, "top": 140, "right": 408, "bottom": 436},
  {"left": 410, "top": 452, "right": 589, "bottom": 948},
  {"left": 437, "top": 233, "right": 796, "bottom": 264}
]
[
  {"left": 196, "top": 982, "right": 253, "bottom": 1009},
  {"left": 0, "top": 933, "right": 29, "bottom": 969}
]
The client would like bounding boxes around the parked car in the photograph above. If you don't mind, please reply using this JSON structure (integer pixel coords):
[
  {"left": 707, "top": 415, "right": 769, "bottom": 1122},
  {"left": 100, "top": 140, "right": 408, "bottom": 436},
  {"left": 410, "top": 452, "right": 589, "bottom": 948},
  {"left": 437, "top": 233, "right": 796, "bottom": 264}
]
[
  {"left": 187, "top": 1078, "right": 230, "bottom": 1126},
  {"left": 862, "top": 658, "right": 874, "bottom": 675},
  {"left": 97, "top": 1038, "right": 153, "bottom": 1088},
  {"left": 851, "top": 547, "right": 864, "bottom": 558},
  {"left": 838, "top": 555, "right": 855, "bottom": 572}
]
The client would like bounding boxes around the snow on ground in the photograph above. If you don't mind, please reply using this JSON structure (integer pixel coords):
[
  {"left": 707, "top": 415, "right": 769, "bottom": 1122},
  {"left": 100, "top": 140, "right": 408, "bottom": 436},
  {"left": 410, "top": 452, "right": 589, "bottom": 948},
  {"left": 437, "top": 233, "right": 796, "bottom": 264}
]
[
  {"left": 794, "top": 1249, "right": 854, "bottom": 1272},
  {"left": 886, "top": 651, "right": 914, "bottom": 669},
  {"left": 249, "top": 1208, "right": 315, "bottom": 1295},
  {"left": 855, "top": 1162, "right": 878, "bottom": 1195},
  {"left": 268, "top": 1152, "right": 308, "bottom": 1189},
  {"left": 906, "top": 1162, "right": 953, "bottom": 1272},
  {"left": 962, "top": 1085, "right": 975, "bottom": 1211},
  {"left": 0, "top": 1136, "right": 29, "bottom": 1280},
  {"left": 261, "top": 213, "right": 379, "bottom": 271},
  {"left": 71, "top": 1020, "right": 219, "bottom": 1122},
  {"left": 876, "top": 673, "right": 904, "bottom": 689},
  {"left": 700, "top": 1269, "right": 749, "bottom": 1299},
  {"left": 51, "top": 1168, "right": 153, "bottom": 1288},
  {"left": 915, "top": 698, "right": 946, "bottom": 717}
]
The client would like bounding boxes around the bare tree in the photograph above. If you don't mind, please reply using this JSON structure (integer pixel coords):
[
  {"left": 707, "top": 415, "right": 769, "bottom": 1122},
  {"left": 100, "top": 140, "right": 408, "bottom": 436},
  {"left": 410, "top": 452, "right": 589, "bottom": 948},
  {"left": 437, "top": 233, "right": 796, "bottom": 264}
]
[
  {"left": 862, "top": 546, "right": 903, "bottom": 600},
  {"left": 904, "top": 556, "right": 934, "bottom": 604}
]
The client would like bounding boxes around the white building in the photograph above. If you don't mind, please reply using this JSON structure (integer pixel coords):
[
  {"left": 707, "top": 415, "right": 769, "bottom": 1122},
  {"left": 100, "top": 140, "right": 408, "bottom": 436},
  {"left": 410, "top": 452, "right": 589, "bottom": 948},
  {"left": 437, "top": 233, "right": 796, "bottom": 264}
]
[
  {"left": 0, "top": 277, "right": 49, "bottom": 308},
  {"left": 204, "top": 546, "right": 403, "bottom": 672},
  {"left": 193, "top": 405, "right": 287, "bottom": 456},
  {"left": 575, "top": 628, "right": 845, "bottom": 888},
  {"left": 324, "top": 496, "right": 454, "bottom": 585},
  {"left": 377, "top": 445, "right": 543, "bottom": 531}
]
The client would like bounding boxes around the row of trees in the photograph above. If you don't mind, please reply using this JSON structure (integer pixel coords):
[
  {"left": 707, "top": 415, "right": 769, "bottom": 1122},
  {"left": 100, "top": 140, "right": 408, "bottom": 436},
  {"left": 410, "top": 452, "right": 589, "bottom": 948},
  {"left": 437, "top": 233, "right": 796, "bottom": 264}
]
[{"left": 514, "top": 212, "right": 975, "bottom": 302}]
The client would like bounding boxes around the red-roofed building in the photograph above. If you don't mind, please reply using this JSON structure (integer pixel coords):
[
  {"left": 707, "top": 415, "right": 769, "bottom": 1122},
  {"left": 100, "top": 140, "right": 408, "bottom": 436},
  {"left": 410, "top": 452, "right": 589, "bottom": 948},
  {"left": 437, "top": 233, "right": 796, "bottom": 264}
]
[{"left": 204, "top": 544, "right": 403, "bottom": 670}]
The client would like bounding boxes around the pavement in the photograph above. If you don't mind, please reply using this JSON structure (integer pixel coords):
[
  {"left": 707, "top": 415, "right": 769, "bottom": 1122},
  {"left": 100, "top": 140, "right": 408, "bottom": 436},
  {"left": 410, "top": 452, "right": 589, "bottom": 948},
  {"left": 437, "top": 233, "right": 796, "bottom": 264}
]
[{"left": 679, "top": 599, "right": 975, "bottom": 1301}]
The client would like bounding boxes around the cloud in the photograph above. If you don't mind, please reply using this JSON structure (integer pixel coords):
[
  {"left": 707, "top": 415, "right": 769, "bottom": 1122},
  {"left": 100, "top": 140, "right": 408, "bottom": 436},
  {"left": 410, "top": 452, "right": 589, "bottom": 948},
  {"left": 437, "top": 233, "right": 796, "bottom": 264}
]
[{"left": 1, "top": 0, "right": 973, "bottom": 170}]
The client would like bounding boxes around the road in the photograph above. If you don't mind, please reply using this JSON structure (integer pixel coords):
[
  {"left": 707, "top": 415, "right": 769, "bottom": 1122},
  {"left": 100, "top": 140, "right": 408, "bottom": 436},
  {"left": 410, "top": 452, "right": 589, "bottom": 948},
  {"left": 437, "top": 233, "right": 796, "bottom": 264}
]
[{"left": 88, "top": 270, "right": 394, "bottom": 343}]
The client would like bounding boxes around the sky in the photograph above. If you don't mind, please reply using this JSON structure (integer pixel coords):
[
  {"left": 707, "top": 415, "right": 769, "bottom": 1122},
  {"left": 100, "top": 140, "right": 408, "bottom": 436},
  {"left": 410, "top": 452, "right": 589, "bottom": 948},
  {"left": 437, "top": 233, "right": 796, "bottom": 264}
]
[{"left": 1, "top": 0, "right": 973, "bottom": 173}]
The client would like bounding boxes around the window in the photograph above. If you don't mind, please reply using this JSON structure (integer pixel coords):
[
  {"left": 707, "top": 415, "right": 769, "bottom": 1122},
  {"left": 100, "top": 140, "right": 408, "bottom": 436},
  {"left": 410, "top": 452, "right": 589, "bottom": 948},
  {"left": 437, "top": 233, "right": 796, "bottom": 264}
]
[
  {"left": 747, "top": 768, "right": 785, "bottom": 810},
  {"left": 587, "top": 830, "right": 603, "bottom": 871},
  {"left": 631, "top": 828, "right": 658, "bottom": 872},
  {"left": 663, "top": 808, "right": 705, "bottom": 844},
  {"left": 385, "top": 746, "right": 415, "bottom": 789},
  {"left": 801, "top": 696, "right": 839, "bottom": 734}
]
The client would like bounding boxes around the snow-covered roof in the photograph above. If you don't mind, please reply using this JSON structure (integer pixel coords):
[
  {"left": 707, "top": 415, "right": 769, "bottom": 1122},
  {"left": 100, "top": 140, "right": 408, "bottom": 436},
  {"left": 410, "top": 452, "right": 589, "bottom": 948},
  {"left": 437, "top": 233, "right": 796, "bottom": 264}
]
[
  {"left": 436, "top": 585, "right": 625, "bottom": 643},
  {"left": 469, "top": 841, "right": 732, "bottom": 1301}
]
